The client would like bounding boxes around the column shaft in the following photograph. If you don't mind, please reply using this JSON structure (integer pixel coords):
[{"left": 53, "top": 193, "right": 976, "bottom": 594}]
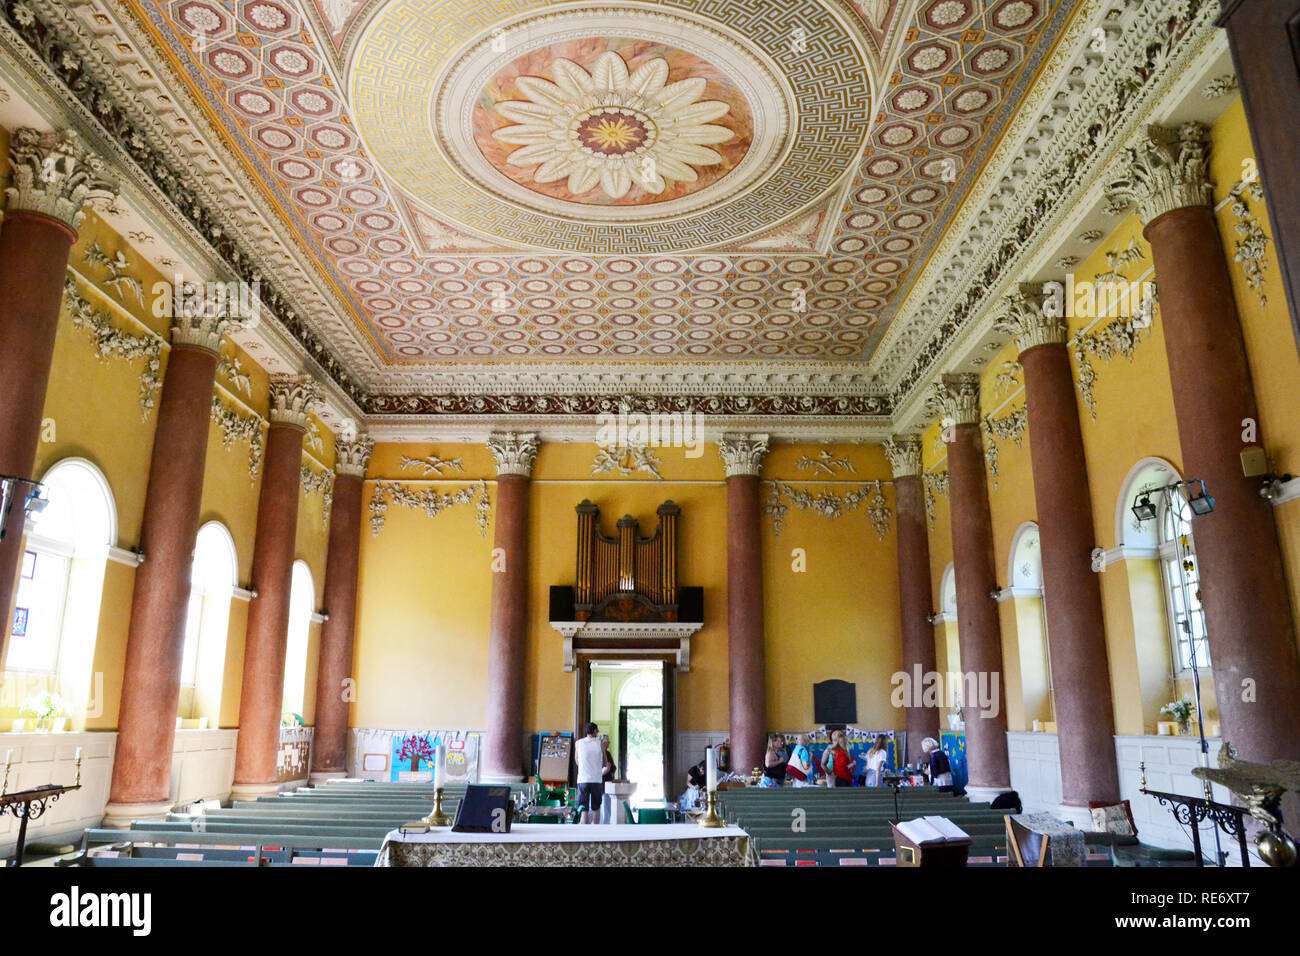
[
  {"left": 483, "top": 474, "right": 530, "bottom": 780},
  {"left": 308, "top": 472, "right": 364, "bottom": 779},
  {"left": 0, "top": 212, "right": 77, "bottom": 651},
  {"left": 726, "top": 474, "right": 766, "bottom": 776},
  {"left": 894, "top": 474, "right": 940, "bottom": 764},
  {"left": 105, "top": 345, "right": 220, "bottom": 815},
  {"left": 1020, "top": 342, "right": 1121, "bottom": 806},
  {"left": 1146, "top": 205, "right": 1300, "bottom": 763},
  {"left": 947, "top": 424, "right": 1011, "bottom": 790},
  {"left": 231, "top": 421, "right": 304, "bottom": 795}
]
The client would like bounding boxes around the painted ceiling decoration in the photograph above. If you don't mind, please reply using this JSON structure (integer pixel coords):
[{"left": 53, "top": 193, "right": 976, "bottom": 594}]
[{"left": 0, "top": 0, "right": 1227, "bottom": 439}]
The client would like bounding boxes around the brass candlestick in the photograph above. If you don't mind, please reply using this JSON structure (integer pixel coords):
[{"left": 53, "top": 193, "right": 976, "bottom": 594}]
[
  {"left": 698, "top": 789, "right": 725, "bottom": 828},
  {"left": 424, "top": 786, "right": 452, "bottom": 827}
]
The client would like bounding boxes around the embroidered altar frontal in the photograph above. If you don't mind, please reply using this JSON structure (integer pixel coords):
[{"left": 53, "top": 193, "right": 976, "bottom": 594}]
[{"left": 375, "top": 824, "right": 755, "bottom": 867}]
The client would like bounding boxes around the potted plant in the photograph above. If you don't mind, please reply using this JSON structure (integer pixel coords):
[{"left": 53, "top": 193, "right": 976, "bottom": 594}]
[
  {"left": 1160, "top": 695, "right": 1194, "bottom": 735},
  {"left": 20, "top": 691, "right": 70, "bottom": 731},
  {"left": 396, "top": 732, "right": 434, "bottom": 773}
]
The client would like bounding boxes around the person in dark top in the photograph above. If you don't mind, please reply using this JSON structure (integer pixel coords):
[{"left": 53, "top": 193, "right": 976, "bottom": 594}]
[
  {"left": 761, "top": 734, "right": 788, "bottom": 787},
  {"left": 687, "top": 759, "right": 707, "bottom": 790},
  {"left": 922, "top": 737, "right": 953, "bottom": 791}
]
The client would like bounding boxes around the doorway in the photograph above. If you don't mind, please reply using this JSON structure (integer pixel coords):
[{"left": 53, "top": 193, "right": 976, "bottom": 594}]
[{"left": 579, "top": 659, "right": 672, "bottom": 808}]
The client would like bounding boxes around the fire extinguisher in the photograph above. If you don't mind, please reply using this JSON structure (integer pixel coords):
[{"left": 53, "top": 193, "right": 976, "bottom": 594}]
[{"left": 717, "top": 739, "right": 729, "bottom": 771}]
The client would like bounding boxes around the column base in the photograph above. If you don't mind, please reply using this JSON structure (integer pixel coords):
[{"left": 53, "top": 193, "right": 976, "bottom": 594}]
[
  {"left": 1056, "top": 803, "right": 1095, "bottom": 829},
  {"left": 308, "top": 771, "right": 347, "bottom": 786},
  {"left": 101, "top": 799, "right": 175, "bottom": 828},
  {"left": 964, "top": 784, "right": 1013, "bottom": 804},
  {"left": 479, "top": 773, "right": 526, "bottom": 784},
  {"left": 229, "top": 781, "right": 284, "bottom": 802}
]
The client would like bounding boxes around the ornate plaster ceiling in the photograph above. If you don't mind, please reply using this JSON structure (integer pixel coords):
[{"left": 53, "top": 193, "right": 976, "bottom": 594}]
[{"left": 109, "top": 0, "right": 1067, "bottom": 372}]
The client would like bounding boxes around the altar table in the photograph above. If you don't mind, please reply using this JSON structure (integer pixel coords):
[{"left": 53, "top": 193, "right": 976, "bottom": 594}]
[{"left": 375, "top": 823, "right": 754, "bottom": 867}]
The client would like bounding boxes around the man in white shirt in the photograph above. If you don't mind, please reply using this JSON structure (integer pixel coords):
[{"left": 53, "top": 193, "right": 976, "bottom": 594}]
[{"left": 574, "top": 723, "right": 604, "bottom": 824}]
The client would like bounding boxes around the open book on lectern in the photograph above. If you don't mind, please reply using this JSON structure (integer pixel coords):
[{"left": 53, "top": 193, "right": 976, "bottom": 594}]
[{"left": 894, "top": 815, "right": 970, "bottom": 845}]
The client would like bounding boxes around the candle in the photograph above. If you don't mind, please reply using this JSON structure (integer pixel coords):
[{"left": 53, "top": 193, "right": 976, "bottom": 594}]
[
  {"left": 706, "top": 746, "right": 718, "bottom": 792},
  {"left": 75, "top": 747, "right": 82, "bottom": 763},
  {"left": 3, "top": 749, "right": 10, "bottom": 769},
  {"left": 434, "top": 742, "right": 446, "bottom": 789}
]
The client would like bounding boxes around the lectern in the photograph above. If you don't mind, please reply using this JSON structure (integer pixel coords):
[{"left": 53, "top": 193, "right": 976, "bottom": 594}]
[{"left": 890, "top": 816, "right": 972, "bottom": 868}]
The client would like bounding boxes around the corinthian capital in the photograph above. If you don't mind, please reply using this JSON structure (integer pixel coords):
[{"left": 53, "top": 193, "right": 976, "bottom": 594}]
[
  {"left": 487, "top": 432, "right": 539, "bottom": 477},
  {"left": 335, "top": 434, "right": 375, "bottom": 478},
  {"left": 170, "top": 309, "right": 228, "bottom": 354},
  {"left": 926, "top": 373, "right": 980, "bottom": 427},
  {"left": 268, "top": 374, "right": 319, "bottom": 429},
  {"left": 996, "top": 282, "right": 1069, "bottom": 354},
  {"left": 5, "top": 128, "right": 117, "bottom": 230},
  {"left": 1106, "top": 122, "right": 1213, "bottom": 225},
  {"left": 718, "top": 434, "right": 770, "bottom": 477},
  {"left": 882, "top": 435, "right": 923, "bottom": 479}
]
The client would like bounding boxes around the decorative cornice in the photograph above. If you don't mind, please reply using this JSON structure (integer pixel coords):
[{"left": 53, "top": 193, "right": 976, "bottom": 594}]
[
  {"left": 927, "top": 374, "right": 980, "bottom": 428},
  {"left": 367, "top": 390, "right": 889, "bottom": 418},
  {"left": 882, "top": 436, "right": 922, "bottom": 479},
  {"left": 718, "top": 434, "right": 770, "bottom": 478},
  {"left": 875, "top": 0, "right": 1217, "bottom": 413},
  {"left": 1106, "top": 122, "right": 1214, "bottom": 225},
  {"left": 5, "top": 126, "right": 116, "bottom": 229},
  {"left": 268, "top": 375, "right": 319, "bottom": 430},
  {"left": 487, "top": 432, "right": 540, "bottom": 478},
  {"left": 997, "top": 283, "right": 1069, "bottom": 355},
  {"left": 335, "top": 435, "right": 375, "bottom": 478},
  {"left": 0, "top": 0, "right": 367, "bottom": 408}
]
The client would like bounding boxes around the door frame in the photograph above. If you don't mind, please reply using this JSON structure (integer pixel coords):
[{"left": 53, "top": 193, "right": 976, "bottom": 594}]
[{"left": 574, "top": 653, "right": 676, "bottom": 803}]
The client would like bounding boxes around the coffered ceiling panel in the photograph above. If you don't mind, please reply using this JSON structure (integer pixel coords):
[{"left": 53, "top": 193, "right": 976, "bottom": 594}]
[{"left": 120, "top": 0, "right": 1069, "bottom": 367}]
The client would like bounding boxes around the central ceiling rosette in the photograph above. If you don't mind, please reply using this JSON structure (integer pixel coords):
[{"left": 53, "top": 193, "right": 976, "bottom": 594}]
[
  {"left": 349, "top": 0, "right": 872, "bottom": 255},
  {"left": 491, "top": 51, "right": 735, "bottom": 202}
]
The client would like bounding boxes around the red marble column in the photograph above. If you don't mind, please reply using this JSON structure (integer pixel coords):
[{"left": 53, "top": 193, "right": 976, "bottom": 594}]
[
  {"left": 1007, "top": 287, "right": 1121, "bottom": 810},
  {"left": 308, "top": 436, "right": 373, "bottom": 783},
  {"left": 884, "top": 437, "right": 941, "bottom": 765},
  {"left": 721, "top": 434, "right": 769, "bottom": 777},
  {"left": 482, "top": 433, "right": 538, "bottom": 782},
  {"left": 104, "top": 313, "right": 226, "bottom": 823},
  {"left": 0, "top": 129, "right": 114, "bottom": 656},
  {"left": 231, "top": 376, "right": 317, "bottom": 799},
  {"left": 1115, "top": 122, "right": 1300, "bottom": 765},
  {"left": 935, "top": 375, "right": 1010, "bottom": 796}
]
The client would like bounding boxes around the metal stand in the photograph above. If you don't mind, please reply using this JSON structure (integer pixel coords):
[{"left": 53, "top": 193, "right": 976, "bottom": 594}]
[
  {"left": 1140, "top": 782, "right": 1249, "bottom": 867},
  {"left": 2, "top": 783, "right": 81, "bottom": 867}
]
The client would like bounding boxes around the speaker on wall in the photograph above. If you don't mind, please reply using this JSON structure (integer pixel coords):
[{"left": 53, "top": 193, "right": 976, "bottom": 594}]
[
  {"left": 549, "top": 586, "right": 575, "bottom": 621},
  {"left": 678, "top": 586, "right": 704, "bottom": 623}
]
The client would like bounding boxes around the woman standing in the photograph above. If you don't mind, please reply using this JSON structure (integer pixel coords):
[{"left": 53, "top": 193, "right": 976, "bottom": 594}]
[
  {"left": 864, "top": 736, "right": 889, "bottom": 787},
  {"left": 827, "top": 730, "right": 857, "bottom": 788},
  {"left": 921, "top": 737, "right": 953, "bottom": 791},
  {"left": 760, "top": 734, "right": 787, "bottom": 788},
  {"left": 786, "top": 733, "right": 815, "bottom": 788}
]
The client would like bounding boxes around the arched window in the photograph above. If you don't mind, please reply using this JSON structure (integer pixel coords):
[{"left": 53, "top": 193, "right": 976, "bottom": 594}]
[
  {"left": 1009, "top": 522, "right": 1053, "bottom": 723},
  {"left": 1159, "top": 493, "right": 1209, "bottom": 672},
  {"left": 939, "top": 564, "right": 957, "bottom": 618},
  {"left": 1116, "top": 458, "right": 1208, "bottom": 674},
  {"left": 5, "top": 459, "right": 115, "bottom": 676},
  {"left": 281, "top": 560, "right": 314, "bottom": 721},
  {"left": 179, "top": 522, "right": 237, "bottom": 722}
]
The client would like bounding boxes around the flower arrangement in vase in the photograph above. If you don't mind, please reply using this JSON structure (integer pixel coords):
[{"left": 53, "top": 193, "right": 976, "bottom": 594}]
[
  {"left": 1160, "top": 696, "right": 1194, "bottom": 734},
  {"left": 396, "top": 732, "right": 434, "bottom": 773},
  {"left": 19, "top": 691, "right": 70, "bottom": 731}
]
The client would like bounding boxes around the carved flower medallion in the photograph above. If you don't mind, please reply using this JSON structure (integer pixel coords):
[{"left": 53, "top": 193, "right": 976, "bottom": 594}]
[{"left": 491, "top": 51, "right": 733, "bottom": 201}]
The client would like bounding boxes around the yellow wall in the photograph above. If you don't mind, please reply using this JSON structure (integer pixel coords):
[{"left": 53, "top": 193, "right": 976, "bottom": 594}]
[{"left": 351, "top": 441, "right": 906, "bottom": 738}]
